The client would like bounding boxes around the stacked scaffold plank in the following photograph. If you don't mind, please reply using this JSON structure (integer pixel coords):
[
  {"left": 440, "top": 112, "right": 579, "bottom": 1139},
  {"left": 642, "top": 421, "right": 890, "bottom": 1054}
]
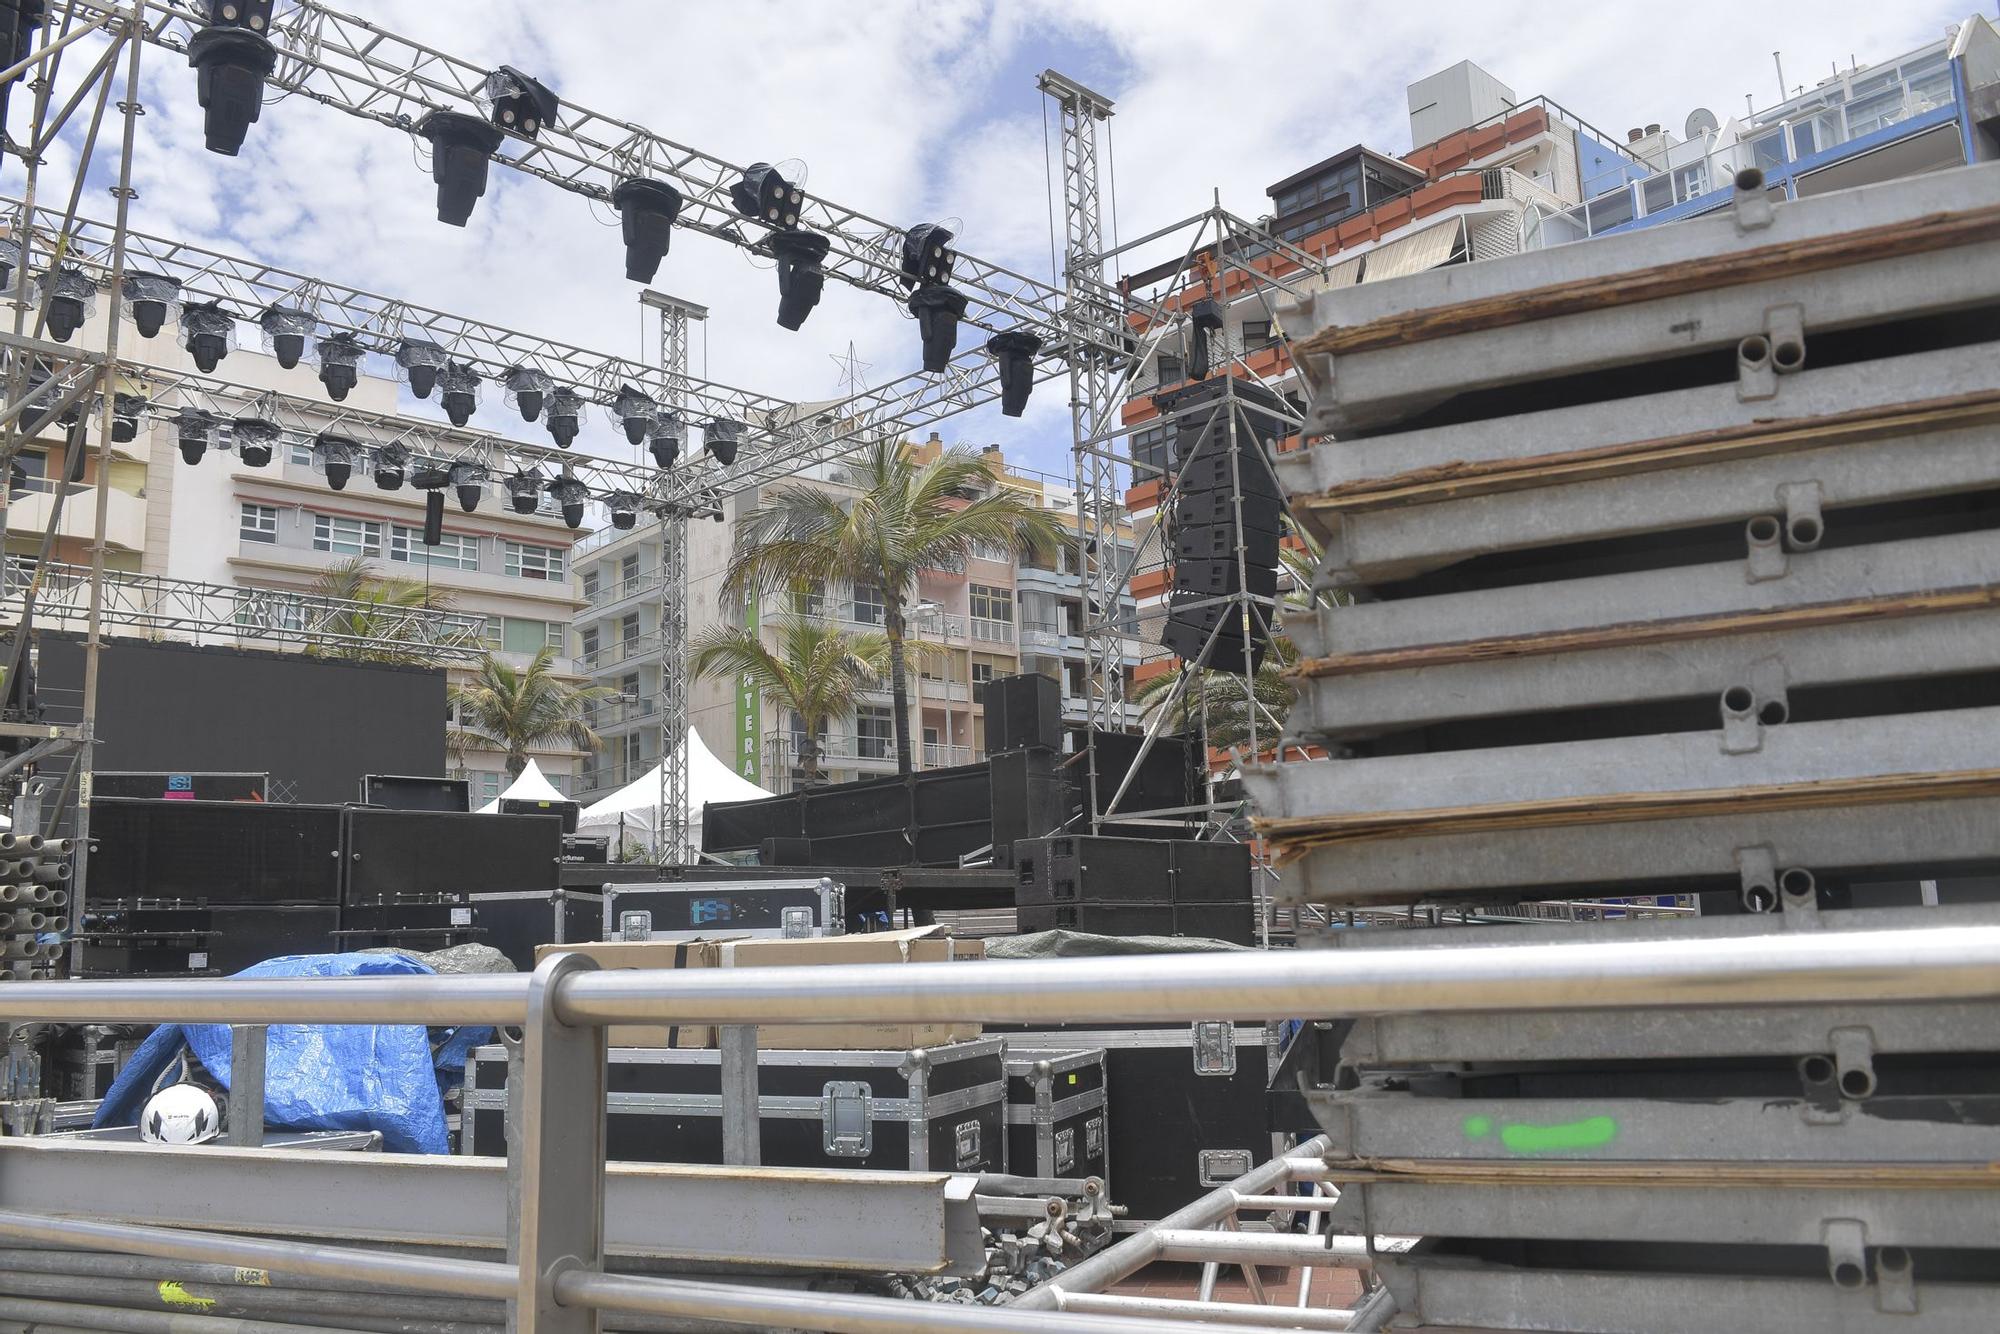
[{"left": 1249, "top": 161, "right": 2000, "bottom": 1333}]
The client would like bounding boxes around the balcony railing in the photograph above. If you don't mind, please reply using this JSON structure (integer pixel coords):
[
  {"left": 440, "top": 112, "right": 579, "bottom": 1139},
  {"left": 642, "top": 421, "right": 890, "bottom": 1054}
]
[
  {"left": 588, "top": 698, "right": 658, "bottom": 728},
  {"left": 764, "top": 732, "right": 897, "bottom": 766},
  {"left": 970, "top": 616, "right": 1013, "bottom": 644},
  {"left": 577, "top": 637, "right": 661, "bottom": 672},
  {"left": 581, "top": 570, "right": 659, "bottom": 607},
  {"left": 923, "top": 742, "right": 974, "bottom": 767}
]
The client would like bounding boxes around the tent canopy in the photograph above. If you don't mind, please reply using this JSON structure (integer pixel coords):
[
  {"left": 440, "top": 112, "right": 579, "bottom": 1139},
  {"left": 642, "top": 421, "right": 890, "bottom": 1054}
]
[
  {"left": 476, "top": 758, "right": 568, "bottom": 814},
  {"left": 578, "top": 726, "right": 771, "bottom": 850}
]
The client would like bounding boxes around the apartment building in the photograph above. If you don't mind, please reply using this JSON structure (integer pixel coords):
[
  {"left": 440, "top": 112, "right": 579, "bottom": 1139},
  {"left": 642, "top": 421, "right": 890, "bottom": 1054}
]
[
  {"left": 1118, "top": 15, "right": 2000, "bottom": 686},
  {"left": 571, "top": 436, "right": 1143, "bottom": 801},
  {"left": 2, "top": 317, "right": 589, "bottom": 804}
]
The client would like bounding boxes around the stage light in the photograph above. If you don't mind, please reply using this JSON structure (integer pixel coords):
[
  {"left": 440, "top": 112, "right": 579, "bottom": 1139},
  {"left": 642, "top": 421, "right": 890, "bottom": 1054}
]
[
  {"left": 449, "top": 460, "right": 485, "bottom": 512},
  {"left": 258, "top": 304, "right": 313, "bottom": 369},
  {"left": 606, "top": 491, "right": 641, "bottom": 531},
  {"left": 608, "top": 383, "right": 657, "bottom": 447},
  {"left": 1188, "top": 297, "right": 1223, "bottom": 381},
  {"left": 120, "top": 272, "right": 182, "bottom": 339},
  {"left": 232, "top": 416, "right": 277, "bottom": 467},
  {"left": 0, "top": 238, "right": 17, "bottom": 295},
  {"left": 648, "top": 413, "right": 683, "bottom": 469},
  {"left": 503, "top": 366, "right": 550, "bottom": 421},
  {"left": 372, "top": 442, "right": 409, "bottom": 491},
  {"left": 200, "top": 1, "right": 273, "bottom": 31},
  {"left": 410, "top": 461, "right": 451, "bottom": 492},
  {"left": 439, "top": 362, "right": 480, "bottom": 427},
  {"left": 315, "top": 331, "right": 364, "bottom": 401},
  {"left": 415, "top": 110, "right": 506, "bottom": 227},
  {"left": 770, "top": 230, "right": 830, "bottom": 331},
  {"left": 179, "top": 300, "right": 237, "bottom": 373},
  {"left": 900, "top": 223, "right": 954, "bottom": 288},
  {"left": 612, "top": 177, "right": 682, "bottom": 283},
  {"left": 175, "top": 408, "right": 217, "bottom": 465},
  {"left": 36, "top": 268, "right": 94, "bottom": 342},
  {"left": 475, "top": 65, "right": 557, "bottom": 139},
  {"left": 547, "top": 476, "right": 588, "bottom": 530},
  {"left": 703, "top": 417, "right": 741, "bottom": 467},
  {"left": 111, "top": 392, "right": 146, "bottom": 444},
  {"left": 0, "top": 6, "right": 44, "bottom": 142},
  {"left": 729, "top": 162, "right": 801, "bottom": 228},
  {"left": 395, "top": 338, "right": 448, "bottom": 398},
  {"left": 985, "top": 329, "right": 1042, "bottom": 418},
  {"left": 186, "top": 15, "right": 276, "bottom": 157},
  {"left": 544, "top": 386, "right": 583, "bottom": 448},
  {"left": 504, "top": 470, "right": 541, "bottom": 515},
  {"left": 314, "top": 432, "right": 356, "bottom": 490},
  {"left": 907, "top": 285, "right": 968, "bottom": 373}
]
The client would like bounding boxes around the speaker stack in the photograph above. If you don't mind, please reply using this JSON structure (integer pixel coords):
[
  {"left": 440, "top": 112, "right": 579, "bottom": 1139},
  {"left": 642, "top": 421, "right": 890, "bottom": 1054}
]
[{"left": 1158, "top": 378, "right": 1289, "bottom": 675}]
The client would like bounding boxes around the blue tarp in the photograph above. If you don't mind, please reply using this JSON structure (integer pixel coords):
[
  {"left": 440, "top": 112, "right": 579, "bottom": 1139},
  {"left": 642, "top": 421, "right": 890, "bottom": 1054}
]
[{"left": 95, "top": 952, "right": 487, "bottom": 1154}]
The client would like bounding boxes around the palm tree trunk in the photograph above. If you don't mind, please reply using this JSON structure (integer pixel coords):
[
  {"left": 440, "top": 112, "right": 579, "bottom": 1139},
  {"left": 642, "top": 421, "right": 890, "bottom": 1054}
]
[
  {"left": 507, "top": 748, "right": 527, "bottom": 779},
  {"left": 884, "top": 599, "right": 913, "bottom": 776},
  {"left": 800, "top": 731, "right": 822, "bottom": 787}
]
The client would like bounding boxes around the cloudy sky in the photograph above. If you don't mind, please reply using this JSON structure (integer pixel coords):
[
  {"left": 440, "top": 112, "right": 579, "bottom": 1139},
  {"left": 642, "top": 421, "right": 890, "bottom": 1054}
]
[{"left": 37, "top": 0, "right": 1971, "bottom": 478}]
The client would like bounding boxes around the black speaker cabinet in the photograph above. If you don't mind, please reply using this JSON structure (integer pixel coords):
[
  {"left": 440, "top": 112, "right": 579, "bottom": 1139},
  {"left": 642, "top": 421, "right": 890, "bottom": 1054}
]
[
  {"left": 1172, "top": 557, "right": 1279, "bottom": 600},
  {"left": 1088, "top": 731, "right": 1196, "bottom": 820},
  {"left": 1162, "top": 617, "right": 1270, "bottom": 674},
  {"left": 86, "top": 798, "right": 343, "bottom": 906},
  {"left": 1014, "top": 835, "right": 1174, "bottom": 907},
  {"left": 343, "top": 807, "right": 560, "bottom": 902},
  {"left": 990, "top": 748, "right": 1076, "bottom": 861},
  {"left": 982, "top": 673, "right": 1061, "bottom": 754},
  {"left": 1173, "top": 452, "right": 1282, "bottom": 503}
]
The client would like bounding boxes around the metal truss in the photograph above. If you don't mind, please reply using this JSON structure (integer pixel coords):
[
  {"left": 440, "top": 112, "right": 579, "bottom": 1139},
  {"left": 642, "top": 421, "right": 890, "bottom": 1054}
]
[
  {"left": 1, "top": 555, "right": 489, "bottom": 659},
  {"left": 645, "top": 293, "right": 704, "bottom": 863}
]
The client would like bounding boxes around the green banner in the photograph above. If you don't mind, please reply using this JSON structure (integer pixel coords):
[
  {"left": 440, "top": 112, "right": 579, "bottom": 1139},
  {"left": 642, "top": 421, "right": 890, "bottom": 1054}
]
[{"left": 733, "top": 589, "right": 761, "bottom": 783}]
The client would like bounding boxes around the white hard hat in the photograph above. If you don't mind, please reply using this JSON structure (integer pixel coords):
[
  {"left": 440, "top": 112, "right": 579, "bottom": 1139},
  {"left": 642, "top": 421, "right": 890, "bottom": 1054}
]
[{"left": 139, "top": 1082, "right": 224, "bottom": 1145}]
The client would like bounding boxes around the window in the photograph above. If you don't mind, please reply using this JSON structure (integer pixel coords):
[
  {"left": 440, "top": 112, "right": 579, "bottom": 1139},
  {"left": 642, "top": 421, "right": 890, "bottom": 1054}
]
[
  {"left": 580, "top": 627, "right": 600, "bottom": 660},
  {"left": 792, "top": 580, "right": 825, "bottom": 617},
  {"left": 1240, "top": 320, "right": 1274, "bottom": 349},
  {"left": 1749, "top": 131, "right": 1787, "bottom": 173},
  {"left": 969, "top": 540, "right": 1009, "bottom": 563},
  {"left": 1673, "top": 162, "right": 1710, "bottom": 204},
  {"left": 464, "top": 771, "right": 504, "bottom": 807},
  {"left": 621, "top": 732, "right": 645, "bottom": 770},
  {"left": 312, "top": 513, "right": 382, "bottom": 557},
  {"left": 486, "top": 617, "right": 563, "bottom": 655},
  {"left": 1583, "top": 186, "right": 1635, "bottom": 235},
  {"left": 851, "top": 583, "right": 884, "bottom": 626},
  {"left": 240, "top": 503, "right": 279, "bottom": 544},
  {"left": 971, "top": 660, "right": 995, "bottom": 687},
  {"left": 581, "top": 570, "right": 600, "bottom": 601},
  {"left": 287, "top": 441, "right": 313, "bottom": 467},
  {"left": 1155, "top": 352, "right": 1184, "bottom": 386},
  {"left": 1131, "top": 424, "right": 1170, "bottom": 477},
  {"left": 618, "top": 612, "right": 640, "bottom": 643},
  {"left": 1789, "top": 119, "right": 1816, "bottom": 159},
  {"left": 390, "top": 524, "right": 479, "bottom": 570},
  {"left": 1640, "top": 174, "right": 1674, "bottom": 216},
  {"left": 969, "top": 584, "right": 1013, "bottom": 623},
  {"left": 619, "top": 552, "right": 640, "bottom": 588},
  {"left": 504, "top": 540, "right": 566, "bottom": 581},
  {"left": 854, "top": 705, "right": 894, "bottom": 760}
]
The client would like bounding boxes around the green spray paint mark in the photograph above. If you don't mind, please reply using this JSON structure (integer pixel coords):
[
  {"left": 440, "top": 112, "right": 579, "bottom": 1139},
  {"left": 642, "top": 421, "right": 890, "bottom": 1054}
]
[
  {"left": 1462, "top": 1115, "right": 1493, "bottom": 1139},
  {"left": 1498, "top": 1116, "right": 1618, "bottom": 1154}
]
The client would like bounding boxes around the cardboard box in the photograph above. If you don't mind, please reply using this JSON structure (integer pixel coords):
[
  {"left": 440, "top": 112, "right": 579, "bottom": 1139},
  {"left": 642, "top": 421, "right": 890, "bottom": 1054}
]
[
  {"left": 532, "top": 938, "right": 727, "bottom": 1048},
  {"left": 713, "top": 925, "right": 986, "bottom": 1050}
]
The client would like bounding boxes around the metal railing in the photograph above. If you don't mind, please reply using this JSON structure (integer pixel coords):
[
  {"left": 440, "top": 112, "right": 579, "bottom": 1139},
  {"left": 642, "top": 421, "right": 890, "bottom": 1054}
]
[
  {"left": 971, "top": 616, "right": 1014, "bottom": 644},
  {"left": 580, "top": 570, "right": 659, "bottom": 607},
  {"left": 577, "top": 636, "right": 658, "bottom": 672},
  {"left": 3, "top": 928, "right": 1997, "bottom": 1331}
]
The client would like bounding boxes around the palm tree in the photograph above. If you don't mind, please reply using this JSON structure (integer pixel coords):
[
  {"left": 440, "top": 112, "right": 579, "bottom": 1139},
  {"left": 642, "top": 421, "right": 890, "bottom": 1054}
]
[
  {"left": 723, "top": 437, "right": 1063, "bottom": 774},
  {"left": 303, "top": 557, "right": 473, "bottom": 664},
  {"left": 690, "top": 616, "right": 890, "bottom": 786},
  {"left": 448, "top": 646, "right": 614, "bottom": 779}
]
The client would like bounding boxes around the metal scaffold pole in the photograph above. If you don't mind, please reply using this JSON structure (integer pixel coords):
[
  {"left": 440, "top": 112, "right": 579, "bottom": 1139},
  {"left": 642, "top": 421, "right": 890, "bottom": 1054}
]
[{"left": 642, "top": 291, "right": 706, "bottom": 865}]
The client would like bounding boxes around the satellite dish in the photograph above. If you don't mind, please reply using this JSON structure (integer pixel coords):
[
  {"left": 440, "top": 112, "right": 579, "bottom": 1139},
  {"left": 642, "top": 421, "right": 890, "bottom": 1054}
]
[{"left": 1685, "top": 107, "right": 1721, "bottom": 140}]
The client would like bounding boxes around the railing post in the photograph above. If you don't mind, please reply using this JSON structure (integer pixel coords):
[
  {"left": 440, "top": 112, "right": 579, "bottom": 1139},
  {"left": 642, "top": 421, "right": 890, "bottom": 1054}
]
[
  {"left": 224, "top": 1025, "right": 265, "bottom": 1148},
  {"left": 718, "top": 1024, "right": 760, "bottom": 1167},
  {"left": 513, "top": 953, "right": 604, "bottom": 1334}
]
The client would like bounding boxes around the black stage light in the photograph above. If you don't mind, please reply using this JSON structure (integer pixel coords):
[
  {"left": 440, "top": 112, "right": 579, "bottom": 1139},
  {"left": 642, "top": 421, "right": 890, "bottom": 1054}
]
[
  {"left": 0, "top": 5, "right": 45, "bottom": 143},
  {"left": 544, "top": 386, "right": 583, "bottom": 448},
  {"left": 0, "top": 238, "right": 17, "bottom": 295},
  {"left": 907, "top": 285, "right": 968, "bottom": 373},
  {"left": 769, "top": 230, "right": 830, "bottom": 331},
  {"left": 395, "top": 337, "right": 448, "bottom": 398},
  {"left": 547, "top": 476, "right": 587, "bottom": 530},
  {"left": 37, "top": 268, "right": 94, "bottom": 342},
  {"left": 476, "top": 65, "right": 557, "bottom": 138},
  {"left": 1188, "top": 297, "right": 1223, "bottom": 381},
  {"left": 111, "top": 392, "right": 146, "bottom": 444},
  {"left": 729, "top": 162, "right": 801, "bottom": 228},
  {"left": 175, "top": 408, "right": 216, "bottom": 465},
  {"left": 179, "top": 300, "right": 236, "bottom": 372},
  {"left": 200, "top": 1, "right": 273, "bottom": 31},
  {"left": 503, "top": 365, "right": 550, "bottom": 421},
  {"left": 422, "top": 487, "right": 445, "bottom": 545},
  {"left": 258, "top": 304, "right": 313, "bottom": 369},
  {"left": 703, "top": 417, "right": 741, "bottom": 467},
  {"left": 606, "top": 491, "right": 641, "bottom": 531},
  {"left": 449, "top": 460, "right": 484, "bottom": 512},
  {"left": 120, "top": 272, "right": 182, "bottom": 339},
  {"left": 985, "top": 329, "right": 1043, "bottom": 417},
  {"left": 612, "top": 177, "right": 682, "bottom": 283},
  {"left": 439, "top": 361, "right": 480, "bottom": 427},
  {"left": 232, "top": 416, "right": 277, "bottom": 467},
  {"left": 900, "top": 223, "right": 954, "bottom": 288},
  {"left": 314, "top": 432, "right": 356, "bottom": 490},
  {"left": 505, "top": 470, "right": 541, "bottom": 515},
  {"left": 608, "top": 383, "right": 656, "bottom": 447},
  {"left": 372, "top": 442, "right": 409, "bottom": 491},
  {"left": 415, "top": 111, "right": 506, "bottom": 227},
  {"left": 647, "top": 413, "right": 683, "bottom": 469},
  {"left": 410, "top": 461, "right": 451, "bottom": 492},
  {"left": 315, "top": 331, "right": 364, "bottom": 401},
  {"left": 186, "top": 19, "right": 276, "bottom": 157}
]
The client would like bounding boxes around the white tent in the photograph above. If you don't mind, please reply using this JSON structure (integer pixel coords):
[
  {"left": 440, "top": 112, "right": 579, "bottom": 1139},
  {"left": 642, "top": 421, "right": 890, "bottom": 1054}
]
[
  {"left": 476, "top": 758, "right": 568, "bottom": 814},
  {"left": 577, "top": 726, "right": 772, "bottom": 854}
]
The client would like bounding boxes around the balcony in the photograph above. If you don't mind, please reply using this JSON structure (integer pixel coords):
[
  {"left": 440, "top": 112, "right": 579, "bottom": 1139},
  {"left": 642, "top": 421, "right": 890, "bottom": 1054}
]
[
  {"left": 922, "top": 742, "right": 975, "bottom": 767},
  {"left": 970, "top": 616, "right": 1013, "bottom": 645},
  {"left": 588, "top": 697, "right": 659, "bottom": 731},
  {"left": 918, "top": 678, "right": 971, "bottom": 703},
  {"left": 581, "top": 570, "right": 661, "bottom": 610},
  {"left": 578, "top": 637, "right": 662, "bottom": 673},
  {"left": 764, "top": 731, "right": 898, "bottom": 769},
  {"left": 5, "top": 482, "right": 146, "bottom": 553}
]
